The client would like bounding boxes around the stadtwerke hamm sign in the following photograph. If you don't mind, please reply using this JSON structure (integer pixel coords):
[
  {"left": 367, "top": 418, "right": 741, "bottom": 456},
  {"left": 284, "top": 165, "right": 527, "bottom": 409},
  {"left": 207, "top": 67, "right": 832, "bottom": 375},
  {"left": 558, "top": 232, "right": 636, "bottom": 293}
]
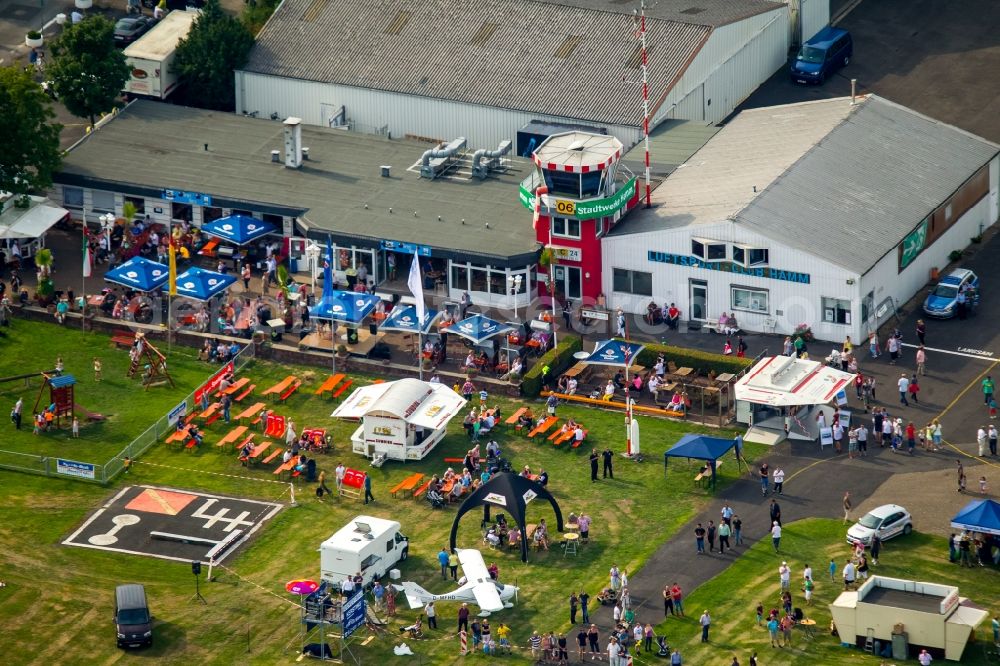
[{"left": 519, "top": 177, "right": 637, "bottom": 220}]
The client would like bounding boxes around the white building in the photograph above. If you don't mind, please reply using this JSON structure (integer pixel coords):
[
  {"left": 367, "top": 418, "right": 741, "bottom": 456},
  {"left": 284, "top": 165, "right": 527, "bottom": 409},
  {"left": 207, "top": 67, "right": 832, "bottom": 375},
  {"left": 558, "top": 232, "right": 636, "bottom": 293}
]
[
  {"left": 235, "top": 0, "right": 791, "bottom": 149},
  {"left": 602, "top": 95, "right": 1000, "bottom": 343}
]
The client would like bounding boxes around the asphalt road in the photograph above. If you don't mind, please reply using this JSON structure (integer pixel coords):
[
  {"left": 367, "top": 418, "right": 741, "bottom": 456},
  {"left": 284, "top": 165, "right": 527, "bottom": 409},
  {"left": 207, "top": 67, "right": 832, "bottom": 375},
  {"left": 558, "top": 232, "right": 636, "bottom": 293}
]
[{"left": 736, "top": 0, "right": 1000, "bottom": 143}]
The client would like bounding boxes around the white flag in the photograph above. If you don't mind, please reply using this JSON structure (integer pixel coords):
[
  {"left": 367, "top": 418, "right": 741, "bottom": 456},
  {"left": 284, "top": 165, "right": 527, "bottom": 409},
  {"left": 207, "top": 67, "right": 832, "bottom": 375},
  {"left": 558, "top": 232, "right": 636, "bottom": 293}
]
[{"left": 407, "top": 249, "right": 425, "bottom": 325}]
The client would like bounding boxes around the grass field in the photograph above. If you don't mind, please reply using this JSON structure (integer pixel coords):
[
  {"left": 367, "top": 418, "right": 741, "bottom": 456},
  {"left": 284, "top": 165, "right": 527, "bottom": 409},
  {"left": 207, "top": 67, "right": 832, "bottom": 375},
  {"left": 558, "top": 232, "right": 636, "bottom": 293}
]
[
  {"left": 660, "top": 519, "right": 1000, "bottom": 665},
  {"left": 0, "top": 320, "right": 211, "bottom": 464},
  {"left": 0, "top": 318, "right": 761, "bottom": 664}
]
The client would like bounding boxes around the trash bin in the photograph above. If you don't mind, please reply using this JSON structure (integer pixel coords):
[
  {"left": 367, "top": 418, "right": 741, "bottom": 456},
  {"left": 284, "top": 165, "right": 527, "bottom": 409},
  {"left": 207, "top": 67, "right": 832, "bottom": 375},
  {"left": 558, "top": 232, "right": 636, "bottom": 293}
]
[
  {"left": 289, "top": 258, "right": 299, "bottom": 273},
  {"left": 347, "top": 327, "right": 359, "bottom": 344}
]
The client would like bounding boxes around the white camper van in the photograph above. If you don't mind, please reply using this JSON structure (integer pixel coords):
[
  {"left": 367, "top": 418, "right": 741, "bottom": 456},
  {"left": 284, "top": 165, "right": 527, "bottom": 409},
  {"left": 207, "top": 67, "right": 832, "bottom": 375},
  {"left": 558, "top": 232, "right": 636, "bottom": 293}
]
[{"left": 319, "top": 516, "right": 408, "bottom": 589}]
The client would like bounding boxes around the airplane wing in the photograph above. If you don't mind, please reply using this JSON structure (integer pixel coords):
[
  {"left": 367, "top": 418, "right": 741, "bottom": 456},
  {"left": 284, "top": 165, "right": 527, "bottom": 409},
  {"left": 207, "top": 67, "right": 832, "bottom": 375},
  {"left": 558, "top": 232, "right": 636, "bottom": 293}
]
[
  {"left": 471, "top": 581, "right": 504, "bottom": 612},
  {"left": 457, "top": 548, "right": 490, "bottom": 580}
]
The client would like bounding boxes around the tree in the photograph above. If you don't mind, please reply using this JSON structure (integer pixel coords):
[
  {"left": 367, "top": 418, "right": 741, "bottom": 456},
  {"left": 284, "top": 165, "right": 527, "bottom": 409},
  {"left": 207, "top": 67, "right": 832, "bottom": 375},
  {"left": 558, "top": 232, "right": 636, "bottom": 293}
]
[
  {"left": 174, "top": 0, "right": 255, "bottom": 111},
  {"left": 0, "top": 66, "right": 62, "bottom": 201},
  {"left": 48, "top": 16, "right": 129, "bottom": 129}
]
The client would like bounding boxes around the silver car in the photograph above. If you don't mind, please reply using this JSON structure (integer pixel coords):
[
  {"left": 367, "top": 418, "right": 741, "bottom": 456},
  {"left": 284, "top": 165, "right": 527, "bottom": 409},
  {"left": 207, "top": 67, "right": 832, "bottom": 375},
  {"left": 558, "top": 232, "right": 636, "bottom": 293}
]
[{"left": 846, "top": 504, "right": 912, "bottom": 545}]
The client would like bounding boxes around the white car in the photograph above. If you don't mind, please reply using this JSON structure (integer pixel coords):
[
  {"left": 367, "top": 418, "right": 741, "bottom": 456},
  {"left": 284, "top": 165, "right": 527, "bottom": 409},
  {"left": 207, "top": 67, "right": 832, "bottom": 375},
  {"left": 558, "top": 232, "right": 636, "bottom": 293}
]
[{"left": 846, "top": 504, "right": 912, "bottom": 545}]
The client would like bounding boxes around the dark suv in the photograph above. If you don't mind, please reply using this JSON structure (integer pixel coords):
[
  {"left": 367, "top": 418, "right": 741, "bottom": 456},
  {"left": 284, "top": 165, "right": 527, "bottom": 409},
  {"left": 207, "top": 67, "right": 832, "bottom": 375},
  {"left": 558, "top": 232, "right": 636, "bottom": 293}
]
[{"left": 115, "top": 584, "right": 153, "bottom": 648}]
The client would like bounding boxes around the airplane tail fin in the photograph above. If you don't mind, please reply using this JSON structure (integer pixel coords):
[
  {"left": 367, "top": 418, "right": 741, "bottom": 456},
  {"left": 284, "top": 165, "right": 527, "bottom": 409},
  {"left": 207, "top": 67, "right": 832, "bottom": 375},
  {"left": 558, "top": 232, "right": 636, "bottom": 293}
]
[{"left": 399, "top": 581, "right": 433, "bottom": 610}]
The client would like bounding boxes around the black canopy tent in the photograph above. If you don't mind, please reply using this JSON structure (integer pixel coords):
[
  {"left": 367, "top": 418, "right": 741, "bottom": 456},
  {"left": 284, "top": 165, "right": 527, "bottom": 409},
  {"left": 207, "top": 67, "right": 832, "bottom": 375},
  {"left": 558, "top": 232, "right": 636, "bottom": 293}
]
[
  {"left": 449, "top": 473, "right": 564, "bottom": 563},
  {"left": 663, "top": 434, "right": 737, "bottom": 490}
]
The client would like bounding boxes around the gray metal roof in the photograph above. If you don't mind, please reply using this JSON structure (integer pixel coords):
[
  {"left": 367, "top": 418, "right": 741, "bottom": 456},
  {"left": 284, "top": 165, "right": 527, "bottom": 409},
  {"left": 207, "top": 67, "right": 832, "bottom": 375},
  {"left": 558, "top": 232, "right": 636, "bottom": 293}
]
[
  {"left": 611, "top": 95, "right": 1000, "bottom": 275},
  {"left": 540, "top": 0, "right": 785, "bottom": 27},
  {"left": 242, "top": 0, "right": 717, "bottom": 127},
  {"left": 56, "top": 101, "right": 539, "bottom": 264},
  {"left": 736, "top": 96, "right": 1000, "bottom": 274},
  {"left": 620, "top": 119, "right": 721, "bottom": 177}
]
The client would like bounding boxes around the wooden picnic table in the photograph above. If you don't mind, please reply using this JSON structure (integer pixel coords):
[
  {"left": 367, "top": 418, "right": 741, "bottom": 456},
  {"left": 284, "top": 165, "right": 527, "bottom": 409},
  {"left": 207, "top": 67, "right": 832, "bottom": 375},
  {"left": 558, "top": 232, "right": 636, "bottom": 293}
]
[
  {"left": 262, "top": 375, "right": 296, "bottom": 397},
  {"left": 674, "top": 367, "right": 694, "bottom": 378},
  {"left": 315, "top": 373, "right": 346, "bottom": 397},
  {"left": 563, "top": 362, "right": 592, "bottom": 382},
  {"left": 236, "top": 402, "right": 267, "bottom": 423},
  {"left": 273, "top": 458, "right": 296, "bottom": 478},
  {"left": 391, "top": 473, "right": 425, "bottom": 498},
  {"left": 218, "top": 426, "right": 249, "bottom": 447},
  {"left": 245, "top": 441, "right": 271, "bottom": 463},
  {"left": 715, "top": 372, "right": 736, "bottom": 383},
  {"left": 199, "top": 402, "right": 222, "bottom": 420},
  {"left": 220, "top": 377, "right": 250, "bottom": 396},
  {"left": 166, "top": 426, "right": 190, "bottom": 444}
]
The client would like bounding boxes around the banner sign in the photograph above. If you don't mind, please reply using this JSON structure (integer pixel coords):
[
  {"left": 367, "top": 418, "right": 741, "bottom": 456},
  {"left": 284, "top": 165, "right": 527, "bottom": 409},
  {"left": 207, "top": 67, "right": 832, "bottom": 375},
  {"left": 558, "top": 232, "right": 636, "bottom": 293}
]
[
  {"left": 380, "top": 240, "right": 432, "bottom": 256},
  {"left": 342, "top": 590, "right": 366, "bottom": 638},
  {"left": 519, "top": 177, "right": 637, "bottom": 220},
  {"left": 648, "top": 251, "right": 811, "bottom": 285},
  {"left": 56, "top": 459, "right": 96, "bottom": 480},
  {"left": 167, "top": 400, "right": 188, "bottom": 427},
  {"left": 549, "top": 245, "right": 582, "bottom": 262},
  {"left": 194, "top": 362, "right": 234, "bottom": 404},
  {"left": 162, "top": 189, "right": 212, "bottom": 206},
  {"left": 898, "top": 217, "right": 928, "bottom": 271}
]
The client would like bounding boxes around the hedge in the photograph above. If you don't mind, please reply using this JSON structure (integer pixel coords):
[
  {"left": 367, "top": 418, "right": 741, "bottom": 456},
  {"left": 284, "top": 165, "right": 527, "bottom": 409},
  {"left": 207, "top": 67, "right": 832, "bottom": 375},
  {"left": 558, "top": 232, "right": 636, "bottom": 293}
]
[
  {"left": 521, "top": 335, "right": 583, "bottom": 398},
  {"left": 634, "top": 341, "right": 753, "bottom": 377}
]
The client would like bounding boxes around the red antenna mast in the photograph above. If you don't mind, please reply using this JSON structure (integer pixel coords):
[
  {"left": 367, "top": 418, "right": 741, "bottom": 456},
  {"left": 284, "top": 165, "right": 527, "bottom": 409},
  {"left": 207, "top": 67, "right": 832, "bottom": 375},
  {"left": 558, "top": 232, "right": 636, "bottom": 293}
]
[{"left": 636, "top": 0, "right": 652, "bottom": 207}]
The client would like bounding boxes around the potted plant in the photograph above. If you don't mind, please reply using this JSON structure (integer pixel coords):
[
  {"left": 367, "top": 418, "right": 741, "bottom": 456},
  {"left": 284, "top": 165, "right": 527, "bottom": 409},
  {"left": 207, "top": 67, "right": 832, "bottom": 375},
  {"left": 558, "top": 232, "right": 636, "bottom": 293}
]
[
  {"left": 26, "top": 30, "right": 43, "bottom": 48},
  {"left": 466, "top": 367, "right": 478, "bottom": 379},
  {"left": 335, "top": 344, "right": 349, "bottom": 359},
  {"left": 508, "top": 371, "right": 522, "bottom": 385}
]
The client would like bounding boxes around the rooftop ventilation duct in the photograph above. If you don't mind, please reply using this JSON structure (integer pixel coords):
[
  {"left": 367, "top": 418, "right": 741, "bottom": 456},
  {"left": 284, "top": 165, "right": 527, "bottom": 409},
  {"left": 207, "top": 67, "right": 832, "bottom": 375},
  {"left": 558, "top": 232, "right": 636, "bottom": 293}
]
[
  {"left": 283, "top": 117, "right": 303, "bottom": 169},
  {"left": 419, "top": 137, "right": 467, "bottom": 179},
  {"left": 471, "top": 140, "right": 513, "bottom": 180}
]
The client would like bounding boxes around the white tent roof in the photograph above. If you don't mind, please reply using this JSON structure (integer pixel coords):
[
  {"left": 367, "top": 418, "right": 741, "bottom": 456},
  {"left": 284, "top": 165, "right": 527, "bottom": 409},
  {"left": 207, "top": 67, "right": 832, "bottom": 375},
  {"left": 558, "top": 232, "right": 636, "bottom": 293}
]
[
  {"left": 331, "top": 378, "right": 467, "bottom": 430},
  {"left": 0, "top": 197, "right": 68, "bottom": 239},
  {"left": 735, "top": 355, "right": 855, "bottom": 407}
]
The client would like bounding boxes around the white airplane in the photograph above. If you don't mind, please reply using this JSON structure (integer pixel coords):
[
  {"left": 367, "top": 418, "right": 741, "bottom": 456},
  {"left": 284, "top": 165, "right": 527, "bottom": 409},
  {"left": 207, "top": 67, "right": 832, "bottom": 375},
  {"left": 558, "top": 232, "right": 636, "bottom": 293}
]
[{"left": 400, "top": 548, "right": 518, "bottom": 616}]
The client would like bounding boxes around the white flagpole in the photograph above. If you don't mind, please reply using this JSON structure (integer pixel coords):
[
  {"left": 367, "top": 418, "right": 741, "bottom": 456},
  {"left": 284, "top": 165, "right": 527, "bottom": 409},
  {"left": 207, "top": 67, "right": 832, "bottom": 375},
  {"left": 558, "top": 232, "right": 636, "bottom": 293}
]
[{"left": 407, "top": 249, "right": 426, "bottom": 381}]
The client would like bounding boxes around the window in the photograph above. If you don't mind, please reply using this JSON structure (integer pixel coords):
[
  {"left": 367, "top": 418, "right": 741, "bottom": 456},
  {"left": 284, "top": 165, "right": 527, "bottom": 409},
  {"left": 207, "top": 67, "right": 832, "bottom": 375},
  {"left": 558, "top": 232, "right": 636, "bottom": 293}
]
[
  {"left": 203, "top": 206, "right": 224, "bottom": 223},
  {"left": 822, "top": 296, "right": 851, "bottom": 325},
  {"left": 91, "top": 190, "right": 115, "bottom": 213},
  {"left": 731, "top": 286, "right": 768, "bottom": 313},
  {"left": 123, "top": 196, "right": 145, "bottom": 216},
  {"left": 62, "top": 187, "right": 84, "bottom": 209},
  {"left": 262, "top": 213, "right": 283, "bottom": 227},
  {"left": 552, "top": 217, "right": 581, "bottom": 239},
  {"left": 612, "top": 268, "right": 653, "bottom": 296},
  {"left": 470, "top": 267, "right": 488, "bottom": 293},
  {"left": 543, "top": 170, "right": 581, "bottom": 198},
  {"left": 580, "top": 171, "right": 602, "bottom": 197},
  {"left": 692, "top": 238, "right": 726, "bottom": 261},
  {"left": 733, "top": 246, "right": 769, "bottom": 267},
  {"left": 450, "top": 264, "right": 469, "bottom": 291},
  {"left": 171, "top": 202, "right": 193, "bottom": 222}
]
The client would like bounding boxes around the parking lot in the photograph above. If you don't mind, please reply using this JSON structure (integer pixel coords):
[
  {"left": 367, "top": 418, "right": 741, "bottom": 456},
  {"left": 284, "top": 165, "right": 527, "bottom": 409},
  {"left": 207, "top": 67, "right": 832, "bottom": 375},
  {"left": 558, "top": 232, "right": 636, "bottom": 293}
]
[{"left": 737, "top": 0, "right": 1000, "bottom": 143}]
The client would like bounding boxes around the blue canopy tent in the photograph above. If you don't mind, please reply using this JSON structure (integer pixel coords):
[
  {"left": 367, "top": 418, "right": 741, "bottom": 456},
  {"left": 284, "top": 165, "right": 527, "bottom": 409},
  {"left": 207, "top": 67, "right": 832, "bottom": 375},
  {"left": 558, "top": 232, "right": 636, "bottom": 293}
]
[
  {"left": 586, "top": 339, "right": 646, "bottom": 455},
  {"left": 172, "top": 267, "right": 236, "bottom": 301},
  {"left": 200, "top": 215, "right": 276, "bottom": 246},
  {"left": 378, "top": 304, "right": 439, "bottom": 334},
  {"left": 664, "top": 434, "right": 737, "bottom": 489},
  {"left": 309, "top": 290, "right": 381, "bottom": 324},
  {"left": 950, "top": 499, "right": 1000, "bottom": 536},
  {"left": 447, "top": 313, "right": 515, "bottom": 344},
  {"left": 104, "top": 257, "right": 170, "bottom": 292}
]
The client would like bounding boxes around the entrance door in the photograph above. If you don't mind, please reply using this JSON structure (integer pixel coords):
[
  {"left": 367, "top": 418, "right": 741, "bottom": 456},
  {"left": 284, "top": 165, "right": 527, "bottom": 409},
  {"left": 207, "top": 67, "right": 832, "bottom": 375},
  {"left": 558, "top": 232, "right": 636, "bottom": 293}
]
[
  {"left": 554, "top": 265, "right": 582, "bottom": 300},
  {"left": 689, "top": 279, "right": 708, "bottom": 321}
]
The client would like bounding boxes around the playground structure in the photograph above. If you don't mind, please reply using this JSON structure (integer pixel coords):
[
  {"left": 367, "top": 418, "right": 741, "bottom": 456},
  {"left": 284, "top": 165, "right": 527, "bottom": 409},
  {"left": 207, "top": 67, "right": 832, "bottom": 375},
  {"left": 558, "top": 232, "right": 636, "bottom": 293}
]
[
  {"left": 32, "top": 373, "right": 76, "bottom": 427},
  {"left": 125, "top": 332, "right": 175, "bottom": 389}
]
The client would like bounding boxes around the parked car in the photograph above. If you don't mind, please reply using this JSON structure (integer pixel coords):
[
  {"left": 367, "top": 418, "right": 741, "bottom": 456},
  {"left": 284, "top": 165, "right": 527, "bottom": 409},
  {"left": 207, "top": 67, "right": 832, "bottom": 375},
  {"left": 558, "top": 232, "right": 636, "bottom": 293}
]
[
  {"left": 114, "top": 584, "right": 153, "bottom": 648},
  {"left": 790, "top": 26, "right": 853, "bottom": 84},
  {"left": 114, "top": 16, "right": 156, "bottom": 46},
  {"left": 847, "top": 504, "right": 912, "bottom": 546},
  {"left": 923, "top": 268, "right": 979, "bottom": 318}
]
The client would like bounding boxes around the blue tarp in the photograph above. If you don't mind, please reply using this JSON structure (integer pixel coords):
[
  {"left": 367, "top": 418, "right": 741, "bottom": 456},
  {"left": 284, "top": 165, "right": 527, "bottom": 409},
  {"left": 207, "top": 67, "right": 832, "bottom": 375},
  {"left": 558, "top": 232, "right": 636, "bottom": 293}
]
[
  {"left": 447, "top": 314, "right": 514, "bottom": 344},
  {"left": 378, "top": 305, "right": 438, "bottom": 334},
  {"left": 200, "top": 216, "right": 276, "bottom": 245},
  {"left": 585, "top": 339, "right": 646, "bottom": 367},
  {"left": 310, "top": 290, "right": 380, "bottom": 324},
  {"left": 950, "top": 499, "right": 1000, "bottom": 536},
  {"left": 173, "top": 267, "right": 236, "bottom": 301},
  {"left": 104, "top": 257, "right": 170, "bottom": 292}
]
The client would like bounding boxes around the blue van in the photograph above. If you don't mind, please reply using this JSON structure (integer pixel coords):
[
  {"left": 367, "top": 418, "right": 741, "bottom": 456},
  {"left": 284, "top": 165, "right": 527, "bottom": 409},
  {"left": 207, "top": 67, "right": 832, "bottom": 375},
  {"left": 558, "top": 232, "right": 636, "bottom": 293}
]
[{"left": 790, "top": 26, "right": 853, "bottom": 84}]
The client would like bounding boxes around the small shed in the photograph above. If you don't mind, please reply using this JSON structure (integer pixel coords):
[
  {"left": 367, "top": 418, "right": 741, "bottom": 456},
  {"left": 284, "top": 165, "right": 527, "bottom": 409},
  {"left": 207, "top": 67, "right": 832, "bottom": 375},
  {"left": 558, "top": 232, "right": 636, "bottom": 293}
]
[{"left": 331, "top": 378, "right": 466, "bottom": 462}]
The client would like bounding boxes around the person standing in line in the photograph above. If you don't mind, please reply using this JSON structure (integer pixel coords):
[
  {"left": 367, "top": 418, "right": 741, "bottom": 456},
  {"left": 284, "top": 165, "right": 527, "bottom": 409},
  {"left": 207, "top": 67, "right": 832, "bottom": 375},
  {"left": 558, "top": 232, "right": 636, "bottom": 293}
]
[
  {"left": 984, "top": 376, "right": 996, "bottom": 405},
  {"left": 773, "top": 467, "right": 785, "bottom": 494},
  {"left": 843, "top": 491, "right": 852, "bottom": 524},
  {"left": 771, "top": 521, "right": 782, "bottom": 552},
  {"left": 916, "top": 345, "right": 927, "bottom": 376},
  {"left": 898, "top": 373, "right": 910, "bottom": 406},
  {"left": 699, "top": 610, "right": 711, "bottom": 642},
  {"left": 589, "top": 449, "right": 599, "bottom": 482}
]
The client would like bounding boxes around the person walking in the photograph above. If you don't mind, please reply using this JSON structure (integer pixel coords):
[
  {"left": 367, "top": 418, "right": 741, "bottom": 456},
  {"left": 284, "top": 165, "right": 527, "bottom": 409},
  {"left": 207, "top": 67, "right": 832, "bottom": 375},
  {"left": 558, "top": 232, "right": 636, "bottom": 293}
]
[
  {"left": 11, "top": 397, "right": 23, "bottom": 430},
  {"left": 733, "top": 515, "right": 743, "bottom": 545},
  {"left": 984, "top": 376, "right": 996, "bottom": 405},
  {"left": 771, "top": 521, "right": 782, "bottom": 552},
  {"left": 843, "top": 491, "right": 852, "bottom": 524},
  {"left": 772, "top": 467, "right": 785, "bottom": 495},
  {"left": 916, "top": 345, "right": 927, "bottom": 376},
  {"left": 694, "top": 523, "right": 706, "bottom": 554},
  {"left": 898, "top": 373, "right": 910, "bottom": 406},
  {"left": 908, "top": 375, "right": 920, "bottom": 405},
  {"left": 437, "top": 547, "right": 449, "bottom": 580},
  {"left": 363, "top": 472, "right": 374, "bottom": 504},
  {"left": 718, "top": 520, "right": 731, "bottom": 554},
  {"left": 699, "top": 610, "right": 711, "bottom": 642},
  {"left": 707, "top": 520, "right": 717, "bottom": 553},
  {"left": 769, "top": 499, "right": 782, "bottom": 526}
]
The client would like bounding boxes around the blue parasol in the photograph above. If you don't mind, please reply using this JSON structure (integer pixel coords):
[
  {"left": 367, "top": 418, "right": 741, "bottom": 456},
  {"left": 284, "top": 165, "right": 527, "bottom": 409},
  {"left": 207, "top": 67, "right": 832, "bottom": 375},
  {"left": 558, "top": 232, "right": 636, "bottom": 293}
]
[
  {"left": 172, "top": 266, "right": 236, "bottom": 301},
  {"left": 200, "top": 216, "right": 276, "bottom": 245},
  {"left": 104, "top": 257, "right": 170, "bottom": 291}
]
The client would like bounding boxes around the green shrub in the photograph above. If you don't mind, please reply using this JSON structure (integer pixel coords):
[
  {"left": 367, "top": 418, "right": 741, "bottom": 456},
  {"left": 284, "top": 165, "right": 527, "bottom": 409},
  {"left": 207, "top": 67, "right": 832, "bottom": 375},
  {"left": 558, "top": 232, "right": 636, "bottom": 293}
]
[
  {"left": 521, "top": 335, "right": 583, "bottom": 397},
  {"left": 635, "top": 340, "right": 753, "bottom": 377}
]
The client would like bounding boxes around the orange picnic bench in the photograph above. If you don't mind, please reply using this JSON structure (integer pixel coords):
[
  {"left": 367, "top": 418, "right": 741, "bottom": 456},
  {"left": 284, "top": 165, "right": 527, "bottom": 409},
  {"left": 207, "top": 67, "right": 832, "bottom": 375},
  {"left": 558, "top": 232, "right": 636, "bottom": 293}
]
[
  {"left": 166, "top": 426, "right": 190, "bottom": 445},
  {"left": 199, "top": 238, "right": 219, "bottom": 257},
  {"left": 110, "top": 331, "right": 135, "bottom": 349},
  {"left": 261, "top": 447, "right": 283, "bottom": 465},
  {"left": 241, "top": 441, "right": 271, "bottom": 465},
  {"left": 273, "top": 458, "right": 296, "bottom": 478},
  {"left": 236, "top": 402, "right": 266, "bottom": 424},
  {"left": 331, "top": 379, "right": 353, "bottom": 401},
  {"left": 198, "top": 402, "right": 223, "bottom": 426},
  {"left": 218, "top": 377, "right": 250, "bottom": 397},
  {"left": 504, "top": 407, "right": 528, "bottom": 425},
  {"left": 541, "top": 391, "right": 686, "bottom": 419},
  {"left": 217, "top": 425, "right": 249, "bottom": 448},
  {"left": 528, "top": 416, "right": 558, "bottom": 438},
  {"left": 278, "top": 379, "right": 302, "bottom": 402},
  {"left": 234, "top": 384, "right": 256, "bottom": 402},
  {"left": 315, "top": 374, "right": 346, "bottom": 398},
  {"left": 412, "top": 479, "right": 432, "bottom": 498},
  {"left": 390, "top": 473, "right": 425, "bottom": 498},
  {"left": 262, "top": 376, "right": 297, "bottom": 399}
]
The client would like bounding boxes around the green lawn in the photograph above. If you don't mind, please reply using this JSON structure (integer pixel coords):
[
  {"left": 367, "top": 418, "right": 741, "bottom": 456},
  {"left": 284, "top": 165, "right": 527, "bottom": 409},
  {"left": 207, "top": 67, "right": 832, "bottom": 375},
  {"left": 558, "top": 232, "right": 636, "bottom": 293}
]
[
  {"left": 660, "top": 518, "right": 1000, "bottom": 665},
  {"left": 0, "top": 319, "right": 211, "bottom": 465},
  {"left": 0, "top": 320, "right": 764, "bottom": 664}
]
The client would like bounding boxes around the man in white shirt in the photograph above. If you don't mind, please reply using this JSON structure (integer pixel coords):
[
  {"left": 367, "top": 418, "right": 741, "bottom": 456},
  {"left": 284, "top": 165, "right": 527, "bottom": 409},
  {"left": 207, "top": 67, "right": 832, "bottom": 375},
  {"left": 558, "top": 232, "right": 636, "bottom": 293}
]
[
  {"left": 772, "top": 467, "right": 785, "bottom": 495},
  {"left": 566, "top": 377, "right": 578, "bottom": 395},
  {"left": 771, "top": 521, "right": 782, "bottom": 552},
  {"left": 778, "top": 562, "right": 791, "bottom": 590},
  {"left": 335, "top": 462, "right": 346, "bottom": 491},
  {"left": 699, "top": 611, "right": 711, "bottom": 642},
  {"left": 341, "top": 575, "right": 355, "bottom": 597},
  {"left": 607, "top": 638, "right": 621, "bottom": 665},
  {"left": 574, "top": 426, "right": 586, "bottom": 445},
  {"left": 977, "top": 426, "right": 988, "bottom": 456},
  {"left": 918, "top": 649, "right": 933, "bottom": 665},
  {"left": 843, "top": 560, "right": 857, "bottom": 589},
  {"left": 898, "top": 373, "right": 910, "bottom": 406}
]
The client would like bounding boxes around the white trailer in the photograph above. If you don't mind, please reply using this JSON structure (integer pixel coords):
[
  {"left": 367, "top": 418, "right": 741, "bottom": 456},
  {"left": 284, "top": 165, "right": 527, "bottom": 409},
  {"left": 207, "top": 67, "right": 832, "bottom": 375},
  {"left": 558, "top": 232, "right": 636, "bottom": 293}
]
[
  {"left": 319, "top": 516, "right": 409, "bottom": 589},
  {"left": 123, "top": 10, "right": 197, "bottom": 99}
]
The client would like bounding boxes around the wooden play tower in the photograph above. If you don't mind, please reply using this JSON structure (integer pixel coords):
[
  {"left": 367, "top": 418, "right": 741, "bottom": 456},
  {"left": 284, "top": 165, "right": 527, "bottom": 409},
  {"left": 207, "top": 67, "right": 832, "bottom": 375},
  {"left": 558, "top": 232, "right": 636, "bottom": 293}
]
[
  {"left": 33, "top": 373, "right": 76, "bottom": 427},
  {"left": 126, "top": 332, "right": 175, "bottom": 389}
]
